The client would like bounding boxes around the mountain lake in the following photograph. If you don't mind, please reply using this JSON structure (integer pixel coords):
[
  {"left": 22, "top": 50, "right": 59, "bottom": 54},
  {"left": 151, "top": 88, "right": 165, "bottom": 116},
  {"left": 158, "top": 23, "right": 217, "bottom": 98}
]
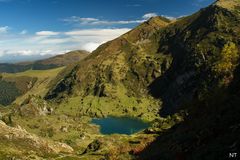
[{"left": 91, "top": 116, "right": 150, "bottom": 135}]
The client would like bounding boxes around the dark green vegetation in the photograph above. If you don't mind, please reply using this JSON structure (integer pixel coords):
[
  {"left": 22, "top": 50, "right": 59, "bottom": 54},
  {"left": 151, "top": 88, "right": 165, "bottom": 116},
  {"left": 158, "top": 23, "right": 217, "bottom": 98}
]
[
  {"left": 0, "top": 73, "right": 37, "bottom": 106},
  {"left": 0, "top": 0, "right": 240, "bottom": 159},
  {"left": 0, "top": 50, "right": 89, "bottom": 73},
  {"left": 138, "top": 0, "right": 240, "bottom": 159},
  {"left": 139, "top": 69, "right": 240, "bottom": 159},
  {"left": 149, "top": 0, "right": 240, "bottom": 115},
  {"left": 0, "top": 67, "right": 63, "bottom": 106},
  {"left": 0, "top": 80, "right": 20, "bottom": 106}
]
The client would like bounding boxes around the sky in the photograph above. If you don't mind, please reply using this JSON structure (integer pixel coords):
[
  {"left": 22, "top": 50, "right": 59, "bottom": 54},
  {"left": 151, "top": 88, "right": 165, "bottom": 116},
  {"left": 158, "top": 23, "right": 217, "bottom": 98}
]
[{"left": 0, "top": 0, "right": 215, "bottom": 63}]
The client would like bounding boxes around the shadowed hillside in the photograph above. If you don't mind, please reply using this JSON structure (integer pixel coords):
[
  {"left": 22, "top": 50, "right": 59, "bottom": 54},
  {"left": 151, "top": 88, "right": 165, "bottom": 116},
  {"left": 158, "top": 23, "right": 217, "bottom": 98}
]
[
  {"left": 138, "top": 0, "right": 240, "bottom": 158},
  {"left": 148, "top": 0, "right": 240, "bottom": 116},
  {"left": 0, "top": 67, "right": 64, "bottom": 106},
  {"left": 138, "top": 64, "right": 240, "bottom": 159}
]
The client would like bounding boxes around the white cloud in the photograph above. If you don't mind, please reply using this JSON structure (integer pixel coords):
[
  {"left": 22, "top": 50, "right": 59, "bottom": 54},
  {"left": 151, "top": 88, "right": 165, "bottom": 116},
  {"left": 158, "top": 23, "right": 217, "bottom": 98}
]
[
  {"left": 16, "top": 50, "right": 33, "bottom": 56},
  {"left": 0, "top": 26, "right": 9, "bottom": 34},
  {"left": 90, "top": 20, "right": 145, "bottom": 25},
  {"left": 82, "top": 42, "right": 103, "bottom": 52},
  {"left": 20, "top": 30, "right": 28, "bottom": 35},
  {"left": 63, "top": 16, "right": 99, "bottom": 23},
  {"left": 36, "top": 31, "right": 60, "bottom": 36},
  {"left": 65, "top": 28, "right": 130, "bottom": 37},
  {"left": 0, "top": 28, "right": 131, "bottom": 61},
  {"left": 64, "top": 28, "right": 130, "bottom": 51},
  {"left": 142, "top": 13, "right": 158, "bottom": 19},
  {"left": 0, "top": 49, "right": 54, "bottom": 57},
  {"left": 39, "top": 38, "right": 72, "bottom": 44},
  {"left": 39, "top": 50, "right": 53, "bottom": 55},
  {"left": 161, "top": 15, "right": 176, "bottom": 20},
  {"left": 161, "top": 15, "right": 187, "bottom": 20},
  {"left": 62, "top": 13, "right": 160, "bottom": 26},
  {"left": 63, "top": 16, "right": 145, "bottom": 26},
  {"left": 1, "top": 12, "right": 163, "bottom": 62}
]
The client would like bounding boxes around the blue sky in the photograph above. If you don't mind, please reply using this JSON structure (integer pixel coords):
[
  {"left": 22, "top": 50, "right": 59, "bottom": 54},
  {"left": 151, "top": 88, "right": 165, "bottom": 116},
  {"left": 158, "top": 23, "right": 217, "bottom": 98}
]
[{"left": 0, "top": 0, "right": 215, "bottom": 62}]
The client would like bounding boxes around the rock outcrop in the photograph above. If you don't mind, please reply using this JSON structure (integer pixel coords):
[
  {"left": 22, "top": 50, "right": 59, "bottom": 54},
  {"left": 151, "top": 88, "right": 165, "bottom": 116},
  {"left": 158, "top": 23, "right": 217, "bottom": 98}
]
[{"left": 0, "top": 121, "right": 73, "bottom": 155}]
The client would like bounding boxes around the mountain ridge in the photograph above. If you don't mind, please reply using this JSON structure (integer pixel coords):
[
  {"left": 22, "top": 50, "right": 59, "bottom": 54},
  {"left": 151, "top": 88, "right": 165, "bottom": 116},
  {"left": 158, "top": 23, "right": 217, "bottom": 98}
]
[
  {"left": 46, "top": 0, "right": 240, "bottom": 116},
  {"left": 0, "top": 50, "right": 89, "bottom": 73},
  {"left": 45, "top": 16, "right": 172, "bottom": 100}
]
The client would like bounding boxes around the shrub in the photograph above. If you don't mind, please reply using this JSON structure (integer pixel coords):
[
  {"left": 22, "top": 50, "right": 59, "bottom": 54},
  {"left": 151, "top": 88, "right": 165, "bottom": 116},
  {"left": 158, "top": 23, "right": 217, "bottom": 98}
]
[{"left": 212, "top": 42, "right": 239, "bottom": 76}]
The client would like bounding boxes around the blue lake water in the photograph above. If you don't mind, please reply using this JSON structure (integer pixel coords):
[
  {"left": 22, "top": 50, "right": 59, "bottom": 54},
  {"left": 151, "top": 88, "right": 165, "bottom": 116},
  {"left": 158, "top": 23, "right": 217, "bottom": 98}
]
[{"left": 91, "top": 116, "right": 150, "bottom": 135}]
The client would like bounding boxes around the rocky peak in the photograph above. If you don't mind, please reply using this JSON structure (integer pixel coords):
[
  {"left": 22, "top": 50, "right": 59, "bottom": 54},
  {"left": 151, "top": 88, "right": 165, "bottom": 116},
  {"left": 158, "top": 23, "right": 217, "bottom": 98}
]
[{"left": 215, "top": 0, "right": 240, "bottom": 10}]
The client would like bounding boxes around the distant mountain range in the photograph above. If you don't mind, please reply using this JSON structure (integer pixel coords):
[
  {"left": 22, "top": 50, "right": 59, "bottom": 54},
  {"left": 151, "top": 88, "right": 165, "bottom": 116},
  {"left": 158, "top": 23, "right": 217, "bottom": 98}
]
[
  {"left": 0, "top": 54, "right": 52, "bottom": 64},
  {"left": 0, "top": 50, "right": 89, "bottom": 73}
]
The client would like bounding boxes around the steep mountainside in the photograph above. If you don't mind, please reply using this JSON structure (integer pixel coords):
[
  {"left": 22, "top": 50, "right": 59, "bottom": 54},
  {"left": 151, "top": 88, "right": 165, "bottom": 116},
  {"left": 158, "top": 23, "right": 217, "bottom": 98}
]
[
  {"left": 33, "top": 50, "right": 89, "bottom": 66},
  {"left": 46, "top": 0, "right": 240, "bottom": 116},
  {"left": 46, "top": 17, "right": 172, "bottom": 100},
  {"left": 139, "top": 66, "right": 240, "bottom": 159},
  {"left": 0, "top": 67, "right": 64, "bottom": 106},
  {"left": 138, "top": 1, "right": 240, "bottom": 158},
  {"left": 148, "top": 0, "right": 240, "bottom": 115},
  {"left": 0, "top": 50, "right": 89, "bottom": 73},
  {"left": 45, "top": 16, "right": 172, "bottom": 121}
]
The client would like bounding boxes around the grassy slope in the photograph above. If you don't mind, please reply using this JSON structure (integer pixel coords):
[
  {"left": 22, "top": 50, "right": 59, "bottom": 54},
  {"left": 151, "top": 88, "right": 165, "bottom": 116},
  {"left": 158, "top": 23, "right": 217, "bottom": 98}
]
[
  {"left": 1, "top": 67, "right": 64, "bottom": 105},
  {"left": 0, "top": 120, "right": 74, "bottom": 159},
  {"left": 45, "top": 17, "right": 172, "bottom": 121},
  {"left": 35, "top": 50, "right": 89, "bottom": 66},
  {"left": 47, "top": 17, "right": 172, "bottom": 99},
  {"left": 0, "top": 50, "right": 88, "bottom": 105}
]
